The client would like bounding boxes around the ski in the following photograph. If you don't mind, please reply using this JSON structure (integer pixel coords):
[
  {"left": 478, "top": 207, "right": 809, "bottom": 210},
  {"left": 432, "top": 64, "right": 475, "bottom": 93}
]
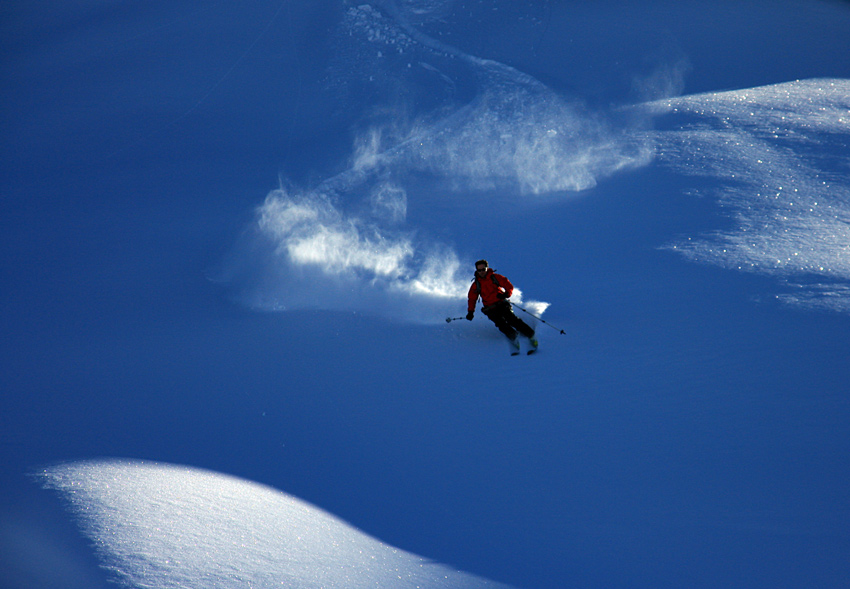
[
  {"left": 509, "top": 338, "right": 521, "bottom": 356},
  {"left": 508, "top": 337, "right": 538, "bottom": 356}
]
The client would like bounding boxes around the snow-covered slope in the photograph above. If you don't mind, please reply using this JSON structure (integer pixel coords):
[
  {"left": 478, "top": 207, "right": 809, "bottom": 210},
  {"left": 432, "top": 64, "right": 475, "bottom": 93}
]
[{"left": 3, "top": 1, "right": 850, "bottom": 588}]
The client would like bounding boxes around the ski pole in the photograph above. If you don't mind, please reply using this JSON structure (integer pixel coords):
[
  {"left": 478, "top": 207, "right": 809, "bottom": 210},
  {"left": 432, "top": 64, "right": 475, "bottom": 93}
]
[
  {"left": 445, "top": 316, "right": 466, "bottom": 323},
  {"left": 514, "top": 305, "right": 566, "bottom": 334}
]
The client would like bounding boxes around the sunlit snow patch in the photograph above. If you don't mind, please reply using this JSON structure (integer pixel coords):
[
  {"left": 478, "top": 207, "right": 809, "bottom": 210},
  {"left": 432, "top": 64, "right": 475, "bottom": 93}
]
[
  {"left": 40, "top": 460, "right": 513, "bottom": 589},
  {"left": 649, "top": 79, "right": 850, "bottom": 313}
]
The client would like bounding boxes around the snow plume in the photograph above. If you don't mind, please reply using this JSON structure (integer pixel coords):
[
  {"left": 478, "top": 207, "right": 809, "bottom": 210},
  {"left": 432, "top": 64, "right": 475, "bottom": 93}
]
[
  {"left": 350, "top": 86, "right": 652, "bottom": 196},
  {"left": 650, "top": 79, "right": 850, "bottom": 313},
  {"left": 335, "top": 3, "right": 653, "bottom": 196},
  {"left": 222, "top": 2, "right": 665, "bottom": 319},
  {"left": 40, "top": 459, "right": 513, "bottom": 589},
  {"left": 258, "top": 189, "right": 412, "bottom": 280},
  {"left": 218, "top": 185, "right": 474, "bottom": 321},
  {"left": 220, "top": 184, "right": 547, "bottom": 321}
]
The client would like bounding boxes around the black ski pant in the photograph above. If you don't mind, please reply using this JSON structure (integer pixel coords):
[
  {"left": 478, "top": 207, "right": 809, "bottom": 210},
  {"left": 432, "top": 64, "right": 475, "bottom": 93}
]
[{"left": 482, "top": 300, "right": 534, "bottom": 341}]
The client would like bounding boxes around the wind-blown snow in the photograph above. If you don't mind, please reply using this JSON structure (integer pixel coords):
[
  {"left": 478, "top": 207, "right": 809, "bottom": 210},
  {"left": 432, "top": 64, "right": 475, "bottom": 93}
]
[
  {"left": 40, "top": 460, "right": 512, "bottom": 589},
  {"left": 334, "top": 2, "right": 652, "bottom": 194},
  {"left": 647, "top": 79, "right": 850, "bottom": 312}
]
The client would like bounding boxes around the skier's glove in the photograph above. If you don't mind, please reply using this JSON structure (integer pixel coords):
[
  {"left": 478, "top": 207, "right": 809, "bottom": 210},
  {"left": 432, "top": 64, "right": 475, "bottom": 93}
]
[
  {"left": 497, "top": 292, "right": 509, "bottom": 300},
  {"left": 466, "top": 311, "right": 474, "bottom": 321}
]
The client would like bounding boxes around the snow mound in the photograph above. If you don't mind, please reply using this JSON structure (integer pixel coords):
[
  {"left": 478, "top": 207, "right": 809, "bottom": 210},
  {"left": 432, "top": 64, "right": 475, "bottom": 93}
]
[{"left": 41, "top": 459, "right": 513, "bottom": 589}]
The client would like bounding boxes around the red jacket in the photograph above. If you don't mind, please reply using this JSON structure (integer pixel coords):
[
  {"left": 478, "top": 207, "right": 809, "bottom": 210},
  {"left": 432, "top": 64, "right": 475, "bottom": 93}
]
[{"left": 468, "top": 269, "right": 514, "bottom": 313}]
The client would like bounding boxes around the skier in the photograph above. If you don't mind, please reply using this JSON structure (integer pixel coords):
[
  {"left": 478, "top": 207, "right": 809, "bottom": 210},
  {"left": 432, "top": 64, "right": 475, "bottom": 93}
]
[{"left": 466, "top": 259, "right": 538, "bottom": 354}]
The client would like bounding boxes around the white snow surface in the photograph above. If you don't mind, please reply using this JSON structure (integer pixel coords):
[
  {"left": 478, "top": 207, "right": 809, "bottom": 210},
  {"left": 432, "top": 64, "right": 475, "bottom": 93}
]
[
  {"left": 41, "top": 460, "right": 512, "bottom": 589},
  {"left": 649, "top": 78, "right": 850, "bottom": 312}
]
